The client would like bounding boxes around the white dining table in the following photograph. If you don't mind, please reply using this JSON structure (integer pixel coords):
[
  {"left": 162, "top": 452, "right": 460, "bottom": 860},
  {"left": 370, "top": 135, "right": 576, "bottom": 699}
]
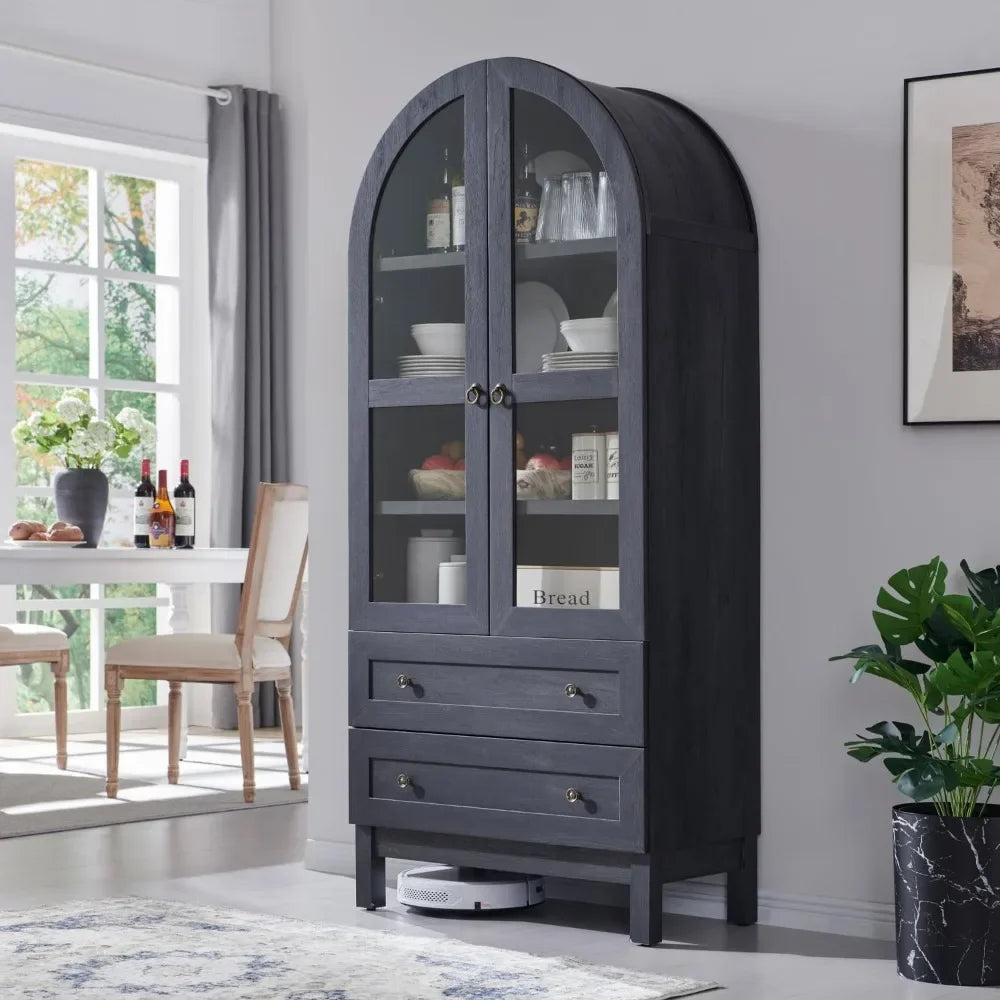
[{"left": 0, "top": 546, "right": 308, "bottom": 765}]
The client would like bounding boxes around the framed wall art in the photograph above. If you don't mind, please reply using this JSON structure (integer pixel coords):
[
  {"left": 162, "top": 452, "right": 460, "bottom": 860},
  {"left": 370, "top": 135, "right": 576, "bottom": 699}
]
[{"left": 906, "top": 67, "right": 1000, "bottom": 423}]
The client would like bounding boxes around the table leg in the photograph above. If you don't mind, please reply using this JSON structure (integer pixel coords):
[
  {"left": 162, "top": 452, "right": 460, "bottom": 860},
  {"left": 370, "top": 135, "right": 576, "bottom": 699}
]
[
  {"left": 168, "top": 582, "right": 191, "bottom": 758},
  {"left": 299, "top": 580, "right": 308, "bottom": 772}
]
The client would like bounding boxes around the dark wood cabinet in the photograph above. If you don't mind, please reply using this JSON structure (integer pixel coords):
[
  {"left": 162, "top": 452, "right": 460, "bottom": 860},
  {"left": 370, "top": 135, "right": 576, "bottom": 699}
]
[{"left": 348, "top": 57, "right": 759, "bottom": 944}]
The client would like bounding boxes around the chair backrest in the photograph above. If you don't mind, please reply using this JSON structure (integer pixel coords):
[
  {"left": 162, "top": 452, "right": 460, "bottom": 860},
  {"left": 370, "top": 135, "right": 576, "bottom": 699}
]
[{"left": 235, "top": 483, "right": 309, "bottom": 672}]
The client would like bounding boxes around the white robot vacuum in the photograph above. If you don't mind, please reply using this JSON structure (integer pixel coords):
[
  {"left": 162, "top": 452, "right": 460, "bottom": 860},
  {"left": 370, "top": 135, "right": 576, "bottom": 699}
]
[{"left": 397, "top": 865, "right": 545, "bottom": 912}]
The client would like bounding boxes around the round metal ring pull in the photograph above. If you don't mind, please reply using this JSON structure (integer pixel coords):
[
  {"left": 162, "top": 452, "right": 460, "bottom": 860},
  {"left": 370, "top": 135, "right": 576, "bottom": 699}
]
[
  {"left": 466, "top": 383, "right": 484, "bottom": 405},
  {"left": 490, "top": 382, "right": 510, "bottom": 405},
  {"left": 397, "top": 773, "right": 412, "bottom": 789},
  {"left": 565, "top": 787, "right": 582, "bottom": 804},
  {"left": 396, "top": 674, "right": 413, "bottom": 689},
  {"left": 564, "top": 683, "right": 580, "bottom": 698}
]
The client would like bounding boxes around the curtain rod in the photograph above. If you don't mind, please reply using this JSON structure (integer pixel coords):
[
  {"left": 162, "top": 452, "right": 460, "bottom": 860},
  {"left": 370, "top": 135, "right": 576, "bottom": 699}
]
[{"left": 0, "top": 40, "right": 232, "bottom": 105}]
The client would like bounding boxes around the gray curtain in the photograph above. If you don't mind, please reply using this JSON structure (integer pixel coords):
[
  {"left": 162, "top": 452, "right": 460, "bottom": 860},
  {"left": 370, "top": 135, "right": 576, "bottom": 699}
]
[{"left": 207, "top": 85, "right": 291, "bottom": 728}]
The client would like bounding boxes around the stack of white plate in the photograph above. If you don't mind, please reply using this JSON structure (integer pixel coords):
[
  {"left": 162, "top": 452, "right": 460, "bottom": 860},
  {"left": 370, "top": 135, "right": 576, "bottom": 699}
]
[
  {"left": 541, "top": 351, "right": 618, "bottom": 371},
  {"left": 398, "top": 355, "right": 465, "bottom": 377}
]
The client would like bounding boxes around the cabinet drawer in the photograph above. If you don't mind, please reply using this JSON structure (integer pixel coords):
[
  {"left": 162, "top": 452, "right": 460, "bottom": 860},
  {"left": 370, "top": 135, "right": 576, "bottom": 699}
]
[
  {"left": 350, "top": 729, "right": 645, "bottom": 852},
  {"left": 348, "top": 631, "right": 644, "bottom": 746}
]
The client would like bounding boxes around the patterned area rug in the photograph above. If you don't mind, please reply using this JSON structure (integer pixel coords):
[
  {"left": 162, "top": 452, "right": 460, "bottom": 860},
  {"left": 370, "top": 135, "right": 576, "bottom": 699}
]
[{"left": 0, "top": 898, "right": 717, "bottom": 999}]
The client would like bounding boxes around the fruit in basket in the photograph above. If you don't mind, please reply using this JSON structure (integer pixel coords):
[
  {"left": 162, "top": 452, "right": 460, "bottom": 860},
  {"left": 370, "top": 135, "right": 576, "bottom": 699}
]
[
  {"left": 421, "top": 454, "right": 455, "bottom": 470},
  {"left": 440, "top": 439, "right": 464, "bottom": 462},
  {"left": 526, "top": 453, "right": 560, "bottom": 471}
]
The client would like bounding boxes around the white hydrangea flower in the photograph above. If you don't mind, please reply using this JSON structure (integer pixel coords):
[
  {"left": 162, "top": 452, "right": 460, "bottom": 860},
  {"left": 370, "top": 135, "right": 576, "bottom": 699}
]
[
  {"left": 69, "top": 427, "right": 95, "bottom": 457},
  {"left": 11, "top": 420, "right": 30, "bottom": 444},
  {"left": 140, "top": 418, "right": 157, "bottom": 449},
  {"left": 116, "top": 407, "right": 145, "bottom": 432},
  {"left": 27, "top": 411, "right": 45, "bottom": 431},
  {"left": 87, "top": 419, "right": 115, "bottom": 453},
  {"left": 56, "top": 395, "right": 88, "bottom": 423}
]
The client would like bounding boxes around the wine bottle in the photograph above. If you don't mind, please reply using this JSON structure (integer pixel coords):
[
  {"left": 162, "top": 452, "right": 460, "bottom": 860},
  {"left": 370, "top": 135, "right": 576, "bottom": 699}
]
[
  {"left": 173, "top": 459, "right": 196, "bottom": 549},
  {"left": 133, "top": 458, "right": 154, "bottom": 548},
  {"left": 426, "top": 146, "right": 452, "bottom": 252},
  {"left": 513, "top": 143, "right": 540, "bottom": 244},
  {"left": 149, "top": 469, "right": 175, "bottom": 549},
  {"left": 451, "top": 155, "right": 465, "bottom": 250}
]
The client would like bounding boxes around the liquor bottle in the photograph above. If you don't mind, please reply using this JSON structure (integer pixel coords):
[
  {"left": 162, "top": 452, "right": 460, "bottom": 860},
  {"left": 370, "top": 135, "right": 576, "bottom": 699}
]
[
  {"left": 513, "top": 143, "right": 540, "bottom": 244},
  {"left": 133, "top": 459, "right": 155, "bottom": 548},
  {"left": 173, "top": 459, "right": 196, "bottom": 549},
  {"left": 451, "top": 155, "right": 466, "bottom": 250},
  {"left": 149, "top": 469, "right": 175, "bottom": 549},
  {"left": 425, "top": 147, "right": 452, "bottom": 252}
]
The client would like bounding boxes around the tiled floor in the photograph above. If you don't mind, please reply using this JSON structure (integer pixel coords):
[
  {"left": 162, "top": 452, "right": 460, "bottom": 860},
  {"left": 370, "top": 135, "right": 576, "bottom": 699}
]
[{"left": 0, "top": 804, "right": 972, "bottom": 999}]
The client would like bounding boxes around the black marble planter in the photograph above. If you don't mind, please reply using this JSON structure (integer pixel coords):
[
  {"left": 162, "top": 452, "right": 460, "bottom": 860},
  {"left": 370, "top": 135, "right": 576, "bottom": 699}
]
[
  {"left": 53, "top": 468, "right": 109, "bottom": 548},
  {"left": 893, "top": 803, "right": 1000, "bottom": 986}
]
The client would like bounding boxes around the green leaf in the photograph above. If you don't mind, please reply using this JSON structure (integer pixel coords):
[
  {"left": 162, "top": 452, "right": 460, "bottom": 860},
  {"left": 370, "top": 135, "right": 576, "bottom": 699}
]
[
  {"left": 897, "top": 761, "right": 948, "bottom": 801},
  {"left": 929, "top": 649, "right": 1000, "bottom": 697},
  {"left": 935, "top": 722, "right": 960, "bottom": 746},
  {"left": 961, "top": 558, "right": 1000, "bottom": 614},
  {"left": 847, "top": 745, "right": 882, "bottom": 762},
  {"left": 883, "top": 757, "right": 913, "bottom": 777},
  {"left": 872, "top": 557, "right": 947, "bottom": 646}
]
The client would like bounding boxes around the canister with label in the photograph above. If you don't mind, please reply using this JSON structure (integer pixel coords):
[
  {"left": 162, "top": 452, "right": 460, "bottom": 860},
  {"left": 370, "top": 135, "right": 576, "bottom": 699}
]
[
  {"left": 605, "top": 431, "right": 619, "bottom": 500},
  {"left": 571, "top": 429, "right": 607, "bottom": 500}
]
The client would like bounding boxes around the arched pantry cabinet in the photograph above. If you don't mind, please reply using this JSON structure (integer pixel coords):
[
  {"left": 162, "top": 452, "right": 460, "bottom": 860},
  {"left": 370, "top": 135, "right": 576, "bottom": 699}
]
[{"left": 347, "top": 57, "right": 759, "bottom": 944}]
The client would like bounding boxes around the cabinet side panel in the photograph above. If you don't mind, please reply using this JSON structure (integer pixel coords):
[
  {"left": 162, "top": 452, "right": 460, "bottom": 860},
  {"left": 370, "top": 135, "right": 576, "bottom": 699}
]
[{"left": 645, "top": 236, "right": 760, "bottom": 852}]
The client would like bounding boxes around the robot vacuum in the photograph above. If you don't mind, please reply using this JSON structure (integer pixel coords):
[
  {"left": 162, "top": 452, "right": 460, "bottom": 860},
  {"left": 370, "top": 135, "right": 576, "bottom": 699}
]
[{"left": 397, "top": 865, "right": 545, "bottom": 912}]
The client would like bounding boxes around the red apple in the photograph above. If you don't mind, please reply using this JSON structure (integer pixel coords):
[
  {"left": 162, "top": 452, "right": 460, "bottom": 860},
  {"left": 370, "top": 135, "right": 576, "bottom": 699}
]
[
  {"left": 557, "top": 456, "right": 572, "bottom": 470},
  {"left": 526, "top": 453, "right": 560, "bottom": 471},
  {"left": 454, "top": 459, "right": 466, "bottom": 471},
  {"left": 421, "top": 454, "right": 455, "bottom": 471}
]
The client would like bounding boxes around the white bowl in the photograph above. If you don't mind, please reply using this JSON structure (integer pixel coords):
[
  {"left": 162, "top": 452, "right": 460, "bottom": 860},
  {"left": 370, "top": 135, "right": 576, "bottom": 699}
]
[
  {"left": 560, "top": 318, "right": 618, "bottom": 353},
  {"left": 411, "top": 323, "right": 466, "bottom": 357}
]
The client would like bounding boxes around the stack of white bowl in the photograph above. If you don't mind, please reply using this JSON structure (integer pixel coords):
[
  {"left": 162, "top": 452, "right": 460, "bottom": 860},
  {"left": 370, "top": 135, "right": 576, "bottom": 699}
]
[
  {"left": 543, "top": 317, "right": 618, "bottom": 371},
  {"left": 399, "top": 323, "right": 466, "bottom": 377}
]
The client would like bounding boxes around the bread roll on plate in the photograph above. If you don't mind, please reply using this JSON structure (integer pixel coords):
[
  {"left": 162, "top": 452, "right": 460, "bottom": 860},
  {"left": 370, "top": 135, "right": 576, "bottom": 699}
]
[
  {"left": 8, "top": 520, "right": 46, "bottom": 540},
  {"left": 49, "top": 525, "right": 83, "bottom": 542}
]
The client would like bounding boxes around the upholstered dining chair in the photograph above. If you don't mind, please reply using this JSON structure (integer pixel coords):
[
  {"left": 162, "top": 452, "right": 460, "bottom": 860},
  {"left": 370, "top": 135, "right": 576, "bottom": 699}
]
[
  {"left": 104, "top": 482, "right": 308, "bottom": 803},
  {"left": 0, "top": 625, "right": 70, "bottom": 767}
]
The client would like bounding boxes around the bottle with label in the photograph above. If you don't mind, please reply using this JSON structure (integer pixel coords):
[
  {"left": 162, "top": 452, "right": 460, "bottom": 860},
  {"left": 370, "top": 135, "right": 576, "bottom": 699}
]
[
  {"left": 451, "top": 155, "right": 465, "bottom": 250},
  {"left": 133, "top": 458, "right": 155, "bottom": 548},
  {"left": 149, "top": 469, "right": 175, "bottom": 549},
  {"left": 173, "top": 459, "right": 196, "bottom": 549},
  {"left": 513, "top": 143, "right": 540, "bottom": 244},
  {"left": 426, "top": 147, "right": 452, "bottom": 252}
]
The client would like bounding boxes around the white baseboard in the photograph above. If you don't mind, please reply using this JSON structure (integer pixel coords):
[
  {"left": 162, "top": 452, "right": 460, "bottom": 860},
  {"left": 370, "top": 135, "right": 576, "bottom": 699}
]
[{"left": 304, "top": 838, "right": 894, "bottom": 941}]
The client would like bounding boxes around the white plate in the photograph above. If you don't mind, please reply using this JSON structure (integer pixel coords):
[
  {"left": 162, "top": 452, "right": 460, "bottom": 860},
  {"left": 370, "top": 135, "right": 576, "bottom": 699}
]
[
  {"left": 400, "top": 371, "right": 465, "bottom": 378},
  {"left": 397, "top": 355, "right": 464, "bottom": 362},
  {"left": 515, "top": 282, "right": 569, "bottom": 373},
  {"left": 542, "top": 364, "right": 618, "bottom": 372},
  {"left": 603, "top": 290, "right": 618, "bottom": 318},
  {"left": 4, "top": 539, "right": 84, "bottom": 548},
  {"left": 543, "top": 351, "right": 618, "bottom": 359},
  {"left": 532, "top": 149, "right": 591, "bottom": 183}
]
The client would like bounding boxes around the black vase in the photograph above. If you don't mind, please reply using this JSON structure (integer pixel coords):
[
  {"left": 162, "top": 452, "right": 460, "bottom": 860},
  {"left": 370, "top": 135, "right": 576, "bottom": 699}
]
[
  {"left": 53, "top": 468, "right": 109, "bottom": 548},
  {"left": 893, "top": 803, "right": 1000, "bottom": 985}
]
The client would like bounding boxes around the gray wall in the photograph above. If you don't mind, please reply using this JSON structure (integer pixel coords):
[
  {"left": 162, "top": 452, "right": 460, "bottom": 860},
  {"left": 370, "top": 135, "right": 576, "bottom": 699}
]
[{"left": 272, "top": 0, "right": 1000, "bottom": 911}]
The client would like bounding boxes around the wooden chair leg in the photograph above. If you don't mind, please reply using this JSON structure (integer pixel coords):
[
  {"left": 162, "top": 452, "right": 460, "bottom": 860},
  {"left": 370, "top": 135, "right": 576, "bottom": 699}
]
[
  {"left": 51, "top": 650, "right": 69, "bottom": 769},
  {"left": 235, "top": 687, "right": 255, "bottom": 803},
  {"left": 105, "top": 667, "right": 122, "bottom": 798},
  {"left": 276, "top": 677, "right": 301, "bottom": 791},
  {"left": 167, "top": 681, "right": 182, "bottom": 784}
]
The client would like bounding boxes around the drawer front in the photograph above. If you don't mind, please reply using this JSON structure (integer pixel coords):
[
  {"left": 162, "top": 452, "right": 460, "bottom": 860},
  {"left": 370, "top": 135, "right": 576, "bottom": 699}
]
[
  {"left": 349, "top": 729, "right": 645, "bottom": 852},
  {"left": 349, "top": 631, "right": 644, "bottom": 746}
]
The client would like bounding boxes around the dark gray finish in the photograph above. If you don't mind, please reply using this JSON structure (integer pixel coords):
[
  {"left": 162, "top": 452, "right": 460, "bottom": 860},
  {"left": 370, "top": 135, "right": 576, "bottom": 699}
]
[
  {"left": 53, "top": 468, "right": 109, "bottom": 548},
  {"left": 368, "top": 377, "right": 467, "bottom": 408},
  {"left": 354, "top": 825, "right": 384, "bottom": 910},
  {"left": 207, "top": 85, "right": 291, "bottom": 727},
  {"left": 350, "top": 729, "right": 645, "bottom": 852},
  {"left": 349, "top": 631, "right": 643, "bottom": 744},
  {"left": 348, "top": 57, "right": 759, "bottom": 945}
]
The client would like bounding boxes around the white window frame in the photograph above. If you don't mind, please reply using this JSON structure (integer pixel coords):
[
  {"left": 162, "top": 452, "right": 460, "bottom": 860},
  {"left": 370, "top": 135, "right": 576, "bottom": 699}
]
[{"left": 0, "top": 128, "right": 210, "bottom": 737}]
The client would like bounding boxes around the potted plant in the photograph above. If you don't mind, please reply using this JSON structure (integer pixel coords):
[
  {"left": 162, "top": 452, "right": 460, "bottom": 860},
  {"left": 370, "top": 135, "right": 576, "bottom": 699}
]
[
  {"left": 11, "top": 392, "right": 155, "bottom": 547},
  {"left": 833, "top": 556, "right": 1000, "bottom": 986}
]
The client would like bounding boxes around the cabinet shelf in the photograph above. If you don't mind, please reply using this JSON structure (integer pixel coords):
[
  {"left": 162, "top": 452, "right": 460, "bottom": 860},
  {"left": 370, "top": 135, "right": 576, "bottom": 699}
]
[
  {"left": 376, "top": 251, "right": 465, "bottom": 272},
  {"left": 375, "top": 499, "right": 618, "bottom": 516},
  {"left": 375, "top": 238, "right": 615, "bottom": 274},
  {"left": 376, "top": 501, "right": 465, "bottom": 515}
]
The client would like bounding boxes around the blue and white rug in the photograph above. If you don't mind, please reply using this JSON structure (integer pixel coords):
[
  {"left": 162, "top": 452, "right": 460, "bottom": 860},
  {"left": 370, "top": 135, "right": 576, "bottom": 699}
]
[{"left": 0, "top": 897, "right": 716, "bottom": 999}]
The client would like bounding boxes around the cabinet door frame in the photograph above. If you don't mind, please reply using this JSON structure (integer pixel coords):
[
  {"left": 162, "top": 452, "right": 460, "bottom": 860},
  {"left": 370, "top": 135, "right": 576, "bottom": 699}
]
[
  {"left": 485, "top": 59, "right": 646, "bottom": 641},
  {"left": 349, "top": 63, "right": 490, "bottom": 634}
]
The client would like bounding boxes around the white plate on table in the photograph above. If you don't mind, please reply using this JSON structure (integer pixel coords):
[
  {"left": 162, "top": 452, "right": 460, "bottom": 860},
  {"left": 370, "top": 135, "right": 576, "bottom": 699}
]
[
  {"left": 515, "top": 282, "right": 569, "bottom": 373},
  {"left": 4, "top": 539, "right": 84, "bottom": 548}
]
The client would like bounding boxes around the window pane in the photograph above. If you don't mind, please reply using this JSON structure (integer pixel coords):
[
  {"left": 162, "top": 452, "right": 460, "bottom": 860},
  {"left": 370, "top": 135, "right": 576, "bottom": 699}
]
[
  {"left": 104, "top": 280, "right": 155, "bottom": 381},
  {"left": 105, "top": 606, "right": 158, "bottom": 706},
  {"left": 102, "top": 496, "right": 138, "bottom": 548},
  {"left": 105, "top": 582, "right": 156, "bottom": 599},
  {"left": 15, "top": 159, "right": 89, "bottom": 266},
  {"left": 16, "top": 270, "right": 90, "bottom": 376},
  {"left": 104, "top": 174, "right": 156, "bottom": 274},
  {"left": 105, "top": 389, "right": 155, "bottom": 491},
  {"left": 17, "top": 583, "right": 88, "bottom": 601},
  {"left": 15, "top": 607, "right": 90, "bottom": 712},
  {"left": 15, "top": 385, "right": 66, "bottom": 487}
]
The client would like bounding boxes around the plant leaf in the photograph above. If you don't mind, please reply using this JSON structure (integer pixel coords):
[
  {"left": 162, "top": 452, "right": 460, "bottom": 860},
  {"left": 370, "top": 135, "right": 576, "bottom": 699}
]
[
  {"left": 962, "top": 558, "right": 1000, "bottom": 614},
  {"left": 929, "top": 649, "right": 1000, "bottom": 697},
  {"left": 872, "top": 558, "right": 947, "bottom": 646}
]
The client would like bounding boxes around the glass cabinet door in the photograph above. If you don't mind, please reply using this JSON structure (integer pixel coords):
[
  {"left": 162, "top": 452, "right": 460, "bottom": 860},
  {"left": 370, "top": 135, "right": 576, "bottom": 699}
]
[
  {"left": 487, "top": 82, "right": 643, "bottom": 640},
  {"left": 353, "top": 80, "right": 490, "bottom": 634}
]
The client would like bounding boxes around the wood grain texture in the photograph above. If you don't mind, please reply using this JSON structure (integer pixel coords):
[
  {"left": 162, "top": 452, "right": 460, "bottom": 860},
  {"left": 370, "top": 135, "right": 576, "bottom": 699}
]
[
  {"left": 105, "top": 667, "right": 121, "bottom": 799},
  {"left": 167, "top": 681, "right": 182, "bottom": 784},
  {"left": 276, "top": 677, "right": 301, "bottom": 790},
  {"left": 51, "top": 651, "right": 68, "bottom": 770}
]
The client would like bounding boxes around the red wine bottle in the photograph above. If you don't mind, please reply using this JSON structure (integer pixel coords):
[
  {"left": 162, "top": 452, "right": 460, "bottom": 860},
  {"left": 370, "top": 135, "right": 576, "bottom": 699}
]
[
  {"left": 173, "top": 459, "right": 196, "bottom": 549},
  {"left": 133, "top": 459, "right": 154, "bottom": 548}
]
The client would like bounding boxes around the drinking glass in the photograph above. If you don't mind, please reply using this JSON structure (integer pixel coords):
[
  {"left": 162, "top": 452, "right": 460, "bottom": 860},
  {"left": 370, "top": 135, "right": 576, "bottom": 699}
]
[
  {"left": 596, "top": 171, "right": 617, "bottom": 238},
  {"left": 535, "top": 176, "right": 563, "bottom": 242},
  {"left": 559, "top": 171, "right": 598, "bottom": 240}
]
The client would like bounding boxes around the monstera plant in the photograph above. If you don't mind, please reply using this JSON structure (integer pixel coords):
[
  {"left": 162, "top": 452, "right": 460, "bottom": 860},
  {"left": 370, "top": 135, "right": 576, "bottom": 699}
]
[{"left": 833, "top": 556, "right": 1000, "bottom": 986}]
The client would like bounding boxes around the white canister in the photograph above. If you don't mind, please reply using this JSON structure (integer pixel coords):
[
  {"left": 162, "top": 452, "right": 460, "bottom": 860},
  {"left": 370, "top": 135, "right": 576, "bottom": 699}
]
[
  {"left": 406, "top": 535, "right": 462, "bottom": 602},
  {"left": 438, "top": 560, "right": 467, "bottom": 604},
  {"left": 605, "top": 431, "right": 619, "bottom": 500},
  {"left": 571, "top": 430, "right": 606, "bottom": 500}
]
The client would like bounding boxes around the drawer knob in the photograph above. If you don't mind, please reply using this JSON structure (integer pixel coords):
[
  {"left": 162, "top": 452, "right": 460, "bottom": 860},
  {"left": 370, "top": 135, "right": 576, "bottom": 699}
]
[
  {"left": 396, "top": 674, "right": 413, "bottom": 689},
  {"left": 564, "top": 683, "right": 580, "bottom": 698},
  {"left": 565, "top": 787, "right": 582, "bottom": 804},
  {"left": 396, "top": 773, "right": 412, "bottom": 789}
]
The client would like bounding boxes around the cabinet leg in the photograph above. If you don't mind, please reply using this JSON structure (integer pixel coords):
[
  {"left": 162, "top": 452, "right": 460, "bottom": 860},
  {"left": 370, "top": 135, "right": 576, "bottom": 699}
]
[
  {"left": 726, "top": 837, "right": 758, "bottom": 926},
  {"left": 629, "top": 858, "right": 663, "bottom": 945},
  {"left": 355, "top": 825, "right": 385, "bottom": 911}
]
